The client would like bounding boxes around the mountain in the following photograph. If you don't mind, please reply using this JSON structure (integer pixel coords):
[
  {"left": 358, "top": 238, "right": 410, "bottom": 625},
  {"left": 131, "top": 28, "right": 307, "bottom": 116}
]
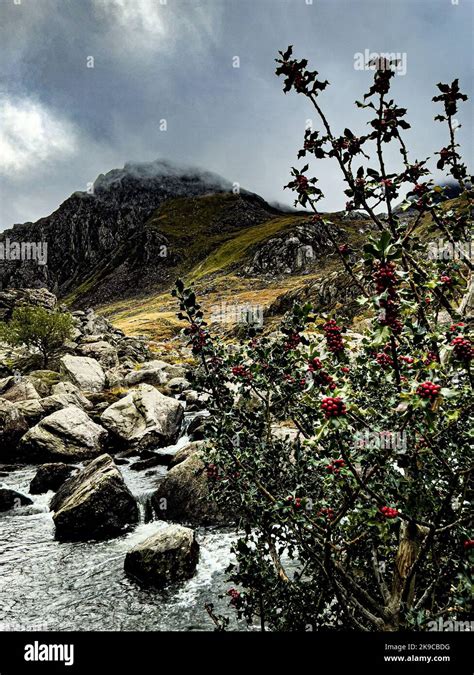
[{"left": 0, "top": 158, "right": 414, "bottom": 340}]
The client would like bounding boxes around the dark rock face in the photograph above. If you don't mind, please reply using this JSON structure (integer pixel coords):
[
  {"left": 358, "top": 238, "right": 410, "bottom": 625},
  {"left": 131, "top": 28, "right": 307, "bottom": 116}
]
[
  {"left": 0, "top": 488, "right": 33, "bottom": 512},
  {"left": 267, "top": 269, "right": 362, "bottom": 320},
  {"left": 124, "top": 524, "right": 199, "bottom": 587},
  {"left": 0, "top": 398, "right": 29, "bottom": 459},
  {"left": 50, "top": 453, "right": 139, "bottom": 541},
  {"left": 0, "top": 160, "right": 232, "bottom": 306},
  {"left": 244, "top": 221, "right": 341, "bottom": 277},
  {"left": 29, "top": 463, "right": 77, "bottom": 494}
]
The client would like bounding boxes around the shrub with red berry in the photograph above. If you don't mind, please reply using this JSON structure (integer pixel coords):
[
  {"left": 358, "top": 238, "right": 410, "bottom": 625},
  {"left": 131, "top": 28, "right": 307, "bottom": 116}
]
[{"left": 172, "top": 50, "right": 473, "bottom": 633}]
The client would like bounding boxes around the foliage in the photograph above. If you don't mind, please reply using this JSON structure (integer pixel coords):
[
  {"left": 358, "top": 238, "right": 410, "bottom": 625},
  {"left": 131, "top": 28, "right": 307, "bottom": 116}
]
[
  {"left": 0, "top": 305, "right": 74, "bottom": 368},
  {"left": 173, "top": 49, "right": 473, "bottom": 631}
]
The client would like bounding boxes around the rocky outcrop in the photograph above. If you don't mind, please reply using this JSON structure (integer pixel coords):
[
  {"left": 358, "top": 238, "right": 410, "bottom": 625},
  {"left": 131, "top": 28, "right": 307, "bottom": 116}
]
[
  {"left": 60, "top": 355, "right": 105, "bottom": 392},
  {"left": 267, "top": 269, "right": 362, "bottom": 320},
  {"left": 0, "top": 488, "right": 33, "bottom": 512},
  {"left": 18, "top": 405, "right": 107, "bottom": 462},
  {"left": 244, "top": 221, "right": 340, "bottom": 277},
  {"left": 30, "top": 463, "right": 77, "bottom": 494},
  {"left": 0, "top": 288, "right": 57, "bottom": 322},
  {"left": 124, "top": 524, "right": 199, "bottom": 587},
  {"left": 152, "top": 452, "right": 227, "bottom": 526},
  {"left": 100, "top": 384, "right": 183, "bottom": 450},
  {"left": 50, "top": 453, "right": 139, "bottom": 540}
]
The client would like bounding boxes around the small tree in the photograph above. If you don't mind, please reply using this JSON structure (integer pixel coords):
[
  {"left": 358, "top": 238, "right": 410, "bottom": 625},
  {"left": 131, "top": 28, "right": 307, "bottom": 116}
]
[
  {"left": 173, "top": 49, "right": 472, "bottom": 632},
  {"left": 0, "top": 305, "right": 74, "bottom": 368}
]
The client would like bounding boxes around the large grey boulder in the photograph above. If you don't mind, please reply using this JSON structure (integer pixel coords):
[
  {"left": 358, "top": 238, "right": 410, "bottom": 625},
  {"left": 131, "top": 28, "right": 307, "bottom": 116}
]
[
  {"left": 60, "top": 355, "right": 105, "bottom": 392},
  {"left": 50, "top": 453, "right": 139, "bottom": 540},
  {"left": 124, "top": 361, "right": 169, "bottom": 387},
  {"left": 76, "top": 341, "right": 119, "bottom": 369},
  {"left": 152, "top": 452, "right": 227, "bottom": 526},
  {"left": 100, "top": 384, "right": 183, "bottom": 450},
  {"left": 124, "top": 524, "right": 199, "bottom": 587},
  {"left": 30, "top": 463, "right": 77, "bottom": 494},
  {"left": 18, "top": 405, "right": 107, "bottom": 462}
]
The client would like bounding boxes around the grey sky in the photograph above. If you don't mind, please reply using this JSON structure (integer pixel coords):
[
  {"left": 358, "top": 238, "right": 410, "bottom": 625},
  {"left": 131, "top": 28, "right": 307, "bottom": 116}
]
[{"left": 0, "top": 0, "right": 472, "bottom": 230}]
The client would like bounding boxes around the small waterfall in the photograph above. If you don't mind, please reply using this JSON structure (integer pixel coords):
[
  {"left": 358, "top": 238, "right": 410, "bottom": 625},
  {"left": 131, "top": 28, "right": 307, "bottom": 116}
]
[{"left": 135, "top": 489, "right": 156, "bottom": 524}]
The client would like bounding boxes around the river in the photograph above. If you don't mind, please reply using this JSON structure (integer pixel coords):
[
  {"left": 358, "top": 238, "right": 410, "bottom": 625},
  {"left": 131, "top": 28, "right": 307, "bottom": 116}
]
[{"left": 0, "top": 412, "right": 242, "bottom": 632}]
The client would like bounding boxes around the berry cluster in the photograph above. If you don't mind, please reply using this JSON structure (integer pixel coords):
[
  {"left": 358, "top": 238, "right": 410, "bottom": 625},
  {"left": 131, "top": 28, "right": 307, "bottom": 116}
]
[
  {"left": 449, "top": 322, "right": 465, "bottom": 334},
  {"left": 451, "top": 337, "right": 473, "bottom": 363},
  {"left": 232, "top": 365, "right": 252, "bottom": 379},
  {"left": 440, "top": 274, "right": 452, "bottom": 286},
  {"left": 323, "top": 319, "right": 344, "bottom": 354},
  {"left": 321, "top": 396, "right": 347, "bottom": 418},
  {"left": 423, "top": 350, "right": 439, "bottom": 366},
  {"left": 399, "top": 355, "right": 414, "bottom": 365},
  {"left": 186, "top": 323, "right": 207, "bottom": 354},
  {"left": 206, "top": 464, "right": 219, "bottom": 480},
  {"left": 318, "top": 507, "right": 335, "bottom": 520},
  {"left": 284, "top": 333, "right": 301, "bottom": 351},
  {"left": 376, "top": 351, "right": 393, "bottom": 369},
  {"left": 227, "top": 588, "right": 241, "bottom": 607},
  {"left": 325, "top": 459, "right": 345, "bottom": 474},
  {"left": 463, "top": 539, "right": 474, "bottom": 550},
  {"left": 379, "top": 506, "right": 399, "bottom": 519},
  {"left": 373, "top": 262, "right": 402, "bottom": 334},
  {"left": 286, "top": 495, "right": 303, "bottom": 509},
  {"left": 417, "top": 381, "right": 441, "bottom": 401}
]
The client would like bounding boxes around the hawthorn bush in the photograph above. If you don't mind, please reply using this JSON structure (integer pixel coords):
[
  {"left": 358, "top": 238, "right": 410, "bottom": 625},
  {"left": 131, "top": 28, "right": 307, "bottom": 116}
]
[
  {"left": 0, "top": 305, "right": 74, "bottom": 368},
  {"left": 173, "top": 48, "right": 473, "bottom": 631}
]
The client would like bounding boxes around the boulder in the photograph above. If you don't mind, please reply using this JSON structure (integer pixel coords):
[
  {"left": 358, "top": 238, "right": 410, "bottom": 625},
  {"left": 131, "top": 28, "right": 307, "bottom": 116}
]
[
  {"left": 0, "top": 398, "right": 29, "bottom": 457},
  {"left": 129, "top": 454, "right": 172, "bottom": 471},
  {"left": 152, "top": 452, "right": 227, "bottom": 526},
  {"left": 60, "top": 355, "right": 105, "bottom": 392},
  {"left": 27, "top": 371, "right": 62, "bottom": 397},
  {"left": 76, "top": 341, "right": 119, "bottom": 369},
  {"left": 30, "top": 463, "right": 77, "bottom": 494},
  {"left": 0, "top": 376, "right": 40, "bottom": 403},
  {"left": 18, "top": 405, "right": 108, "bottom": 462},
  {"left": 124, "top": 524, "right": 199, "bottom": 587},
  {"left": 124, "top": 361, "right": 169, "bottom": 387},
  {"left": 50, "top": 453, "right": 139, "bottom": 540},
  {"left": 165, "top": 377, "right": 190, "bottom": 394},
  {"left": 168, "top": 441, "right": 204, "bottom": 469},
  {"left": 0, "top": 488, "right": 33, "bottom": 512},
  {"left": 100, "top": 384, "right": 183, "bottom": 450},
  {"left": 13, "top": 383, "right": 92, "bottom": 426}
]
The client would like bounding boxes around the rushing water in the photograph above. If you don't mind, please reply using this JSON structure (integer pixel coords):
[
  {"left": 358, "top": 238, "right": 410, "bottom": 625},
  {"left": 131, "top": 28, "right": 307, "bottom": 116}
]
[{"left": 0, "top": 412, "right": 243, "bottom": 632}]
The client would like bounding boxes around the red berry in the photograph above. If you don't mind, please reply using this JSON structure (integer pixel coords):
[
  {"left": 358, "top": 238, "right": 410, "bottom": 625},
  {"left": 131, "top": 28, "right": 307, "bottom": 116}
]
[{"left": 417, "top": 381, "right": 441, "bottom": 401}]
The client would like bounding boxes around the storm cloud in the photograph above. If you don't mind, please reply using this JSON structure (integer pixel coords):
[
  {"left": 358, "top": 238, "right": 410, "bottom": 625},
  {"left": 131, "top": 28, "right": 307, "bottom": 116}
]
[{"left": 0, "top": 0, "right": 472, "bottom": 229}]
